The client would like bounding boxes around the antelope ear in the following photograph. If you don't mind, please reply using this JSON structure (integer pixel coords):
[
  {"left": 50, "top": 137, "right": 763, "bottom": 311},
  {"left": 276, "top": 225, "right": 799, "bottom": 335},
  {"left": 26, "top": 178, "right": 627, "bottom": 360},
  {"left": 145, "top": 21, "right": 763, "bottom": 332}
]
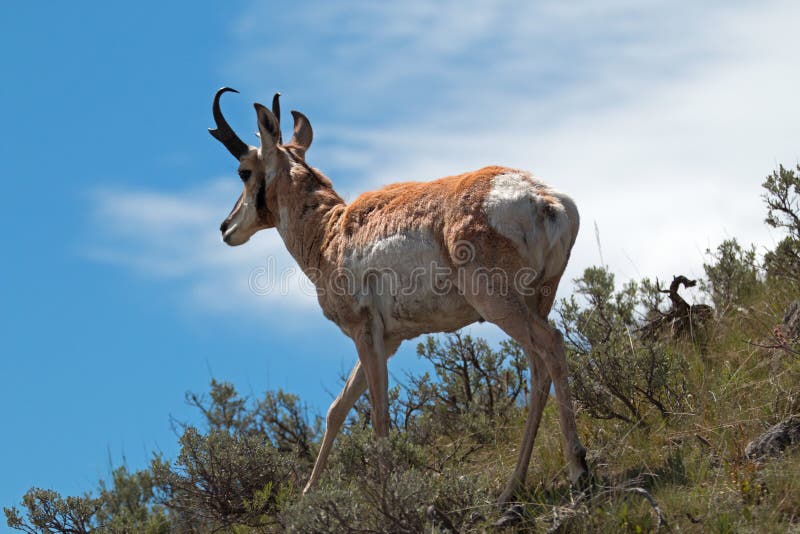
[
  {"left": 254, "top": 103, "right": 281, "bottom": 152},
  {"left": 289, "top": 110, "right": 313, "bottom": 158}
]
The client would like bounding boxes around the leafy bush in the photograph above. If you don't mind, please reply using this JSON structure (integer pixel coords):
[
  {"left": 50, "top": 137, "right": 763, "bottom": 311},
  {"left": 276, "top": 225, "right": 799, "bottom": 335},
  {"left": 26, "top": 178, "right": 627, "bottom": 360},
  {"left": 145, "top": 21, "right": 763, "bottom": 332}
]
[
  {"left": 558, "top": 266, "right": 690, "bottom": 424},
  {"left": 763, "top": 164, "right": 800, "bottom": 240},
  {"left": 702, "top": 238, "right": 762, "bottom": 312},
  {"left": 761, "top": 164, "right": 800, "bottom": 284},
  {"left": 344, "top": 333, "right": 528, "bottom": 443},
  {"left": 407, "top": 334, "right": 527, "bottom": 440},
  {"left": 764, "top": 236, "right": 800, "bottom": 284},
  {"left": 184, "top": 379, "right": 321, "bottom": 464},
  {"left": 414, "top": 334, "right": 527, "bottom": 420},
  {"left": 5, "top": 382, "right": 317, "bottom": 533},
  {"left": 150, "top": 427, "right": 297, "bottom": 531},
  {"left": 150, "top": 380, "right": 318, "bottom": 531},
  {"left": 5, "top": 489, "right": 100, "bottom": 534},
  {"left": 280, "top": 429, "right": 489, "bottom": 533},
  {"left": 4, "top": 467, "right": 169, "bottom": 534}
]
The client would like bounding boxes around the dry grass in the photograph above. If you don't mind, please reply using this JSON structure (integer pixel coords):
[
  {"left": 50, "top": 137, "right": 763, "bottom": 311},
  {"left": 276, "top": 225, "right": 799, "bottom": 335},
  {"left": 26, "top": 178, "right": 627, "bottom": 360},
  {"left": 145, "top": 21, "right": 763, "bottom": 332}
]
[{"left": 471, "top": 285, "right": 800, "bottom": 532}]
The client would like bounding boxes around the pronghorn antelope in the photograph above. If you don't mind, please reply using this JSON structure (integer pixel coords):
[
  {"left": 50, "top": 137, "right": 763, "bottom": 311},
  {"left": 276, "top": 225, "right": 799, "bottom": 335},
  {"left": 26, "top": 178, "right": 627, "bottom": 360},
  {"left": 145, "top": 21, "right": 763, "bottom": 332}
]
[{"left": 210, "top": 87, "right": 588, "bottom": 504}]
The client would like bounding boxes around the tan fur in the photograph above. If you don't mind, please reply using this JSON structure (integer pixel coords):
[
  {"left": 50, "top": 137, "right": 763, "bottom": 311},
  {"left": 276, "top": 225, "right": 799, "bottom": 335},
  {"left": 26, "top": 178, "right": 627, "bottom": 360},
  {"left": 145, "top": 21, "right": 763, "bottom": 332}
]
[{"left": 215, "top": 102, "right": 588, "bottom": 506}]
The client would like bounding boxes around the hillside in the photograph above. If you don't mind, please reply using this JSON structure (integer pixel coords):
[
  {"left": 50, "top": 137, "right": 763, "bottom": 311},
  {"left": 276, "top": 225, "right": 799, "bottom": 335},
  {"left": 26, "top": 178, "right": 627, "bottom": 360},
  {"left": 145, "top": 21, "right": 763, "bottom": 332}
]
[{"left": 5, "top": 165, "right": 800, "bottom": 533}]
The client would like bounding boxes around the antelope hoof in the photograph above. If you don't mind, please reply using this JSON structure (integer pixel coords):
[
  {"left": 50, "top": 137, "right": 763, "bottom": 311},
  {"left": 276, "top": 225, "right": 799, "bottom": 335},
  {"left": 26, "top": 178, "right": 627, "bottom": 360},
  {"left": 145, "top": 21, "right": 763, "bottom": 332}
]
[
  {"left": 496, "top": 490, "right": 513, "bottom": 510},
  {"left": 572, "top": 470, "right": 595, "bottom": 495},
  {"left": 496, "top": 476, "right": 522, "bottom": 509},
  {"left": 492, "top": 504, "right": 524, "bottom": 529},
  {"left": 568, "top": 444, "right": 590, "bottom": 485}
]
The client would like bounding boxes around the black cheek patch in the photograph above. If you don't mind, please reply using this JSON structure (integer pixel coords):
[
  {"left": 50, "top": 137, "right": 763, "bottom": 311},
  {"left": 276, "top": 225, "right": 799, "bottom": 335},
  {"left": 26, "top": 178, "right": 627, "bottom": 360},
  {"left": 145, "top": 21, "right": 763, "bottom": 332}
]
[{"left": 255, "top": 180, "right": 268, "bottom": 218}]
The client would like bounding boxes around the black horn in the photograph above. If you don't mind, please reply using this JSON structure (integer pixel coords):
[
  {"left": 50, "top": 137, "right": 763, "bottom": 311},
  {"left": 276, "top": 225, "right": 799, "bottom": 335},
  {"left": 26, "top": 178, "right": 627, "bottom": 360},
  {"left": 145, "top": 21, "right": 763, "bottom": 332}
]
[
  {"left": 272, "top": 92, "right": 281, "bottom": 123},
  {"left": 271, "top": 92, "right": 282, "bottom": 143},
  {"left": 209, "top": 87, "right": 249, "bottom": 159}
]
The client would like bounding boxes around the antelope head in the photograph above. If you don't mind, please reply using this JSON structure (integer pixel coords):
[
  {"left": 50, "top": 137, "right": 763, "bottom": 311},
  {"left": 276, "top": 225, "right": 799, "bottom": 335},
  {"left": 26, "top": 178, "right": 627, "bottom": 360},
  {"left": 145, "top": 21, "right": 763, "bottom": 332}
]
[{"left": 210, "top": 87, "right": 313, "bottom": 246}]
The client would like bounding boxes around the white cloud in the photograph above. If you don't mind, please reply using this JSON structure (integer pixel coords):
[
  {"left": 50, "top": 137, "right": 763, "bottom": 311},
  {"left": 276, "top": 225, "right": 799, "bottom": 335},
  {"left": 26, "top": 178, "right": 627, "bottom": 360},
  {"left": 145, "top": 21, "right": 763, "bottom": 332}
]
[
  {"left": 89, "top": 0, "right": 799, "bottom": 323},
  {"left": 87, "top": 180, "right": 322, "bottom": 321},
  {"left": 261, "top": 0, "right": 800, "bottom": 296}
]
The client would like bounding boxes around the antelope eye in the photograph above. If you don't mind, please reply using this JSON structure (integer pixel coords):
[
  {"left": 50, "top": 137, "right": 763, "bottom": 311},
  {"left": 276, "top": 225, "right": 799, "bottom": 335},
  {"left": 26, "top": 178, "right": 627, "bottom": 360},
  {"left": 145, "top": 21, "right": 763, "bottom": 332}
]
[{"left": 238, "top": 169, "right": 252, "bottom": 181}]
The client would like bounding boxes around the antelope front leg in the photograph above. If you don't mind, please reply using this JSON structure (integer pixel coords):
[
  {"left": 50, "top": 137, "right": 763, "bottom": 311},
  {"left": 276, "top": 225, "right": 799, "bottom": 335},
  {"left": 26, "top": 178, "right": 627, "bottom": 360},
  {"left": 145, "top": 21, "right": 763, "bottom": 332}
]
[{"left": 304, "top": 360, "right": 367, "bottom": 494}]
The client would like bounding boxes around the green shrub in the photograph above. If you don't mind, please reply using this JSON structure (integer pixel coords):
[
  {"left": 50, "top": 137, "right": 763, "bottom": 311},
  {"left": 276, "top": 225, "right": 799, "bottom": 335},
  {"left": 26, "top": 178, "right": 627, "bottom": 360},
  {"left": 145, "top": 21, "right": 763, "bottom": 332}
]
[
  {"left": 558, "top": 266, "right": 690, "bottom": 424},
  {"left": 702, "top": 239, "right": 762, "bottom": 312},
  {"left": 280, "top": 429, "right": 489, "bottom": 533},
  {"left": 150, "top": 427, "right": 297, "bottom": 531},
  {"left": 4, "top": 467, "right": 170, "bottom": 534}
]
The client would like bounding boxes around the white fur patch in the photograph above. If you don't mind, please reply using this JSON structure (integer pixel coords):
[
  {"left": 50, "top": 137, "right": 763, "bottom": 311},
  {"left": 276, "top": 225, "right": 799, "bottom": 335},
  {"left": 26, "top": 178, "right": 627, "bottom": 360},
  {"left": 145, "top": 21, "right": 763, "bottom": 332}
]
[
  {"left": 343, "top": 230, "right": 479, "bottom": 337},
  {"left": 224, "top": 187, "right": 261, "bottom": 245},
  {"left": 483, "top": 172, "right": 578, "bottom": 278}
]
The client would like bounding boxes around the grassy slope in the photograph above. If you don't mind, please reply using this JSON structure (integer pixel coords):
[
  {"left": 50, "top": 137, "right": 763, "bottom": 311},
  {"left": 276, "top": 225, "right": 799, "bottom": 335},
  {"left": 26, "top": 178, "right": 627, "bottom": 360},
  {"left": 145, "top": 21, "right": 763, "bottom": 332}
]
[
  {"left": 476, "top": 284, "right": 800, "bottom": 532},
  {"left": 5, "top": 282, "right": 798, "bottom": 533}
]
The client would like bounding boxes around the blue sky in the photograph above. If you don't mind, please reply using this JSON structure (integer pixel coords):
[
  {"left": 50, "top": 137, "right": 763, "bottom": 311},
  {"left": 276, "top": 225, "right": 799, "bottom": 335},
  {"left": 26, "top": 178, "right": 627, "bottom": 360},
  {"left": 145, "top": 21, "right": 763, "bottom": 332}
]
[{"left": 1, "top": 0, "right": 799, "bottom": 520}]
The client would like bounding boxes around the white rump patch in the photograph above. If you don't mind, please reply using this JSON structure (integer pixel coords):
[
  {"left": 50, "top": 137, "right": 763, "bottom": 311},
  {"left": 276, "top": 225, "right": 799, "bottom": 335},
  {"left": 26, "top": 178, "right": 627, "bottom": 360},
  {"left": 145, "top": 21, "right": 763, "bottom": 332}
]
[{"left": 483, "top": 171, "right": 577, "bottom": 278}]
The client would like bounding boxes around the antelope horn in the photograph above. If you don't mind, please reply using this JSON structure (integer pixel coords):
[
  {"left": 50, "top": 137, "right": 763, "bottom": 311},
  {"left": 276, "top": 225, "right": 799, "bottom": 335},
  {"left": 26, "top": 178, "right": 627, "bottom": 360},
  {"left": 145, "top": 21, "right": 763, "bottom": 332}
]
[
  {"left": 209, "top": 87, "right": 249, "bottom": 159},
  {"left": 272, "top": 92, "right": 282, "bottom": 143}
]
